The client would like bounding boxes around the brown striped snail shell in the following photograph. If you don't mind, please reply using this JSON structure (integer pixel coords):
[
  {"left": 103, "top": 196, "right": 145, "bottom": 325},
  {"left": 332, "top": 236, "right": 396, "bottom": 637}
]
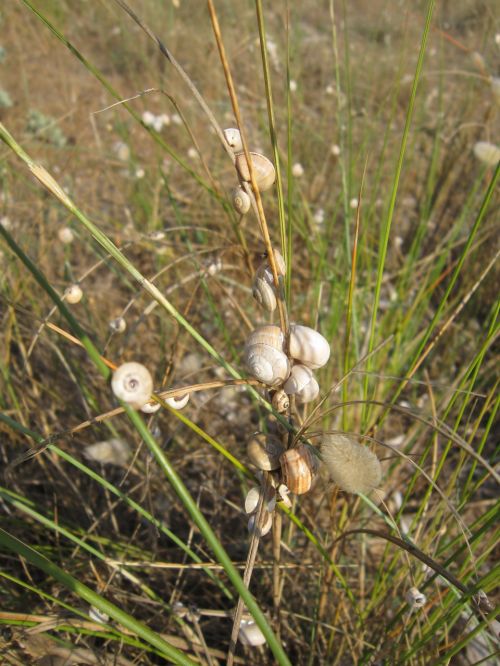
[
  {"left": 289, "top": 324, "right": 330, "bottom": 370},
  {"left": 235, "top": 152, "right": 276, "bottom": 192},
  {"left": 279, "top": 444, "right": 319, "bottom": 495},
  {"left": 247, "top": 432, "right": 285, "bottom": 471},
  {"left": 283, "top": 364, "right": 320, "bottom": 404},
  {"left": 244, "top": 326, "right": 290, "bottom": 386},
  {"left": 271, "top": 389, "right": 290, "bottom": 413}
]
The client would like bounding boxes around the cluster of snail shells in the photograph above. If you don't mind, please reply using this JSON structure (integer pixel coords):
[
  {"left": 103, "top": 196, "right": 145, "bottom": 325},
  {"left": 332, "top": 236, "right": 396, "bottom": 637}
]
[
  {"left": 224, "top": 128, "right": 276, "bottom": 215},
  {"left": 111, "top": 362, "right": 190, "bottom": 413},
  {"left": 252, "top": 248, "right": 286, "bottom": 313},
  {"left": 244, "top": 323, "right": 330, "bottom": 404},
  {"left": 247, "top": 433, "right": 319, "bottom": 497}
]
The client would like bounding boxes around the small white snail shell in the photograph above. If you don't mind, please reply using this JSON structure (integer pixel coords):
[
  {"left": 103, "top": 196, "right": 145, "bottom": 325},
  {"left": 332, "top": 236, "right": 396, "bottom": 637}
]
[
  {"left": 289, "top": 324, "right": 330, "bottom": 369},
  {"left": 111, "top": 362, "right": 153, "bottom": 409},
  {"left": 235, "top": 152, "right": 276, "bottom": 192},
  {"left": 244, "top": 485, "right": 276, "bottom": 514},
  {"left": 109, "top": 317, "right": 127, "bottom": 333},
  {"left": 280, "top": 444, "right": 319, "bottom": 495},
  {"left": 64, "top": 284, "right": 83, "bottom": 304},
  {"left": 231, "top": 187, "right": 251, "bottom": 215},
  {"left": 271, "top": 389, "right": 290, "bottom": 413},
  {"left": 283, "top": 364, "right": 320, "bottom": 404},
  {"left": 140, "top": 400, "right": 161, "bottom": 414},
  {"left": 248, "top": 511, "right": 273, "bottom": 537},
  {"left": 165, "top": 393, "right": 190, "bottom": 410},
  {"left": 244, "top": 326, "right": 290, "bottom": 386},
  {"left": 247, "top": 432, "right": 285, "bottom": 471},
  {"left": 252, "top": 275, "right": 277, "bottom": 311},
  {"left": 238, "top": 618, "right": 266, "bottom": 646},
  {"left": 406, "top": 587, "right": 427, "bottom": 609},
  {"left": 58, "top": 226, "right": 74, "bottom": 244},
  {"left": 223, "top": 127, "right": 243, "bottom": 152}
]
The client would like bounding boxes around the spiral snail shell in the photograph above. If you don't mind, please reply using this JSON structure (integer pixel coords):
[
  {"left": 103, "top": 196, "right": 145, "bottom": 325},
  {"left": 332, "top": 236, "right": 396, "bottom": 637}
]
[
  {"left": 280, "top": 444, "right": 319, "bottom": 495},
  {"left": 289, "top": 324, "right": 330, "bottom": 369},
  {"left": 231, "top": 187, "right": 251, "bottom": 215},
  {"left": 165, "top": 392, "right": 190, "bottom": 410},
  {"left": 64, "top": 284, "right": 83, "bottom": 304},
  {"left": 247, "top": 432, "right": 285, "bottom": 470},
  {"left": 283, "top": 364, "right": 320, "bottom": 404},
  {"left": 244, "top": 326, "right": 290, "bottom": 386},
  {"left": 111, "top": 362, "right": 153, "bottom": 409},
  {"left": 252, "top": 275, "right": 277, "bottom": 311},
  {"left": 271, "top": 389, "right": 290, "bottom": 413},
  {"left": 223, "top": 127, "right": 243, "bottom": 153},
  {"left": 235, "top": 152, "right": 276, "bottom": 192}
]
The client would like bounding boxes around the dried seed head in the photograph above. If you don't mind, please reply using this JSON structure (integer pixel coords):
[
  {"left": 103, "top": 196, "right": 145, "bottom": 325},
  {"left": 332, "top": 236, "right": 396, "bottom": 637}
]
[{"left": 320, "top": 434, "right": 382, "bottom": 494}]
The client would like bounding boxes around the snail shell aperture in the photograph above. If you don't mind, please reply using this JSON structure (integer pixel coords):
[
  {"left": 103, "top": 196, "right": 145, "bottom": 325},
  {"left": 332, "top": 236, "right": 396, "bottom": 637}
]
[
  {"left": 280, "top": 444, "right": 319, "bottom": 495},
  {"left": 289, "top": 324, "right": 331, "bottom": 369},
  {"left": 244, "top": 326, "right": 290, "bottom": 386},
  {"left": 111, "top": 362, "right": 153, "bottom": 409},
  {"left": 235, "top": 152, "right": 276, "bottom": 192}
]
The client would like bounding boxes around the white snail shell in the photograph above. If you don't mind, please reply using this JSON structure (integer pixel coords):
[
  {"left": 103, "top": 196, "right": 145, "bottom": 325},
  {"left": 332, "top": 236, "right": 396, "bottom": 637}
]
[
  {"left": 280, "top": 444, "right": 319, "bottom": 495},
  {"left": 283, "top": 364, "right": 320, "bottom": 404},
  {"left": 252, "top": 275, "right": 277, "bottom": 311},
  {"left": 247, "top": 432, "right": 285, "bottom": 471},
  {"left": 235, "top": 152, "right": 276, "bottom": 192},
  {"left": 165, "top": 393, "right": 190, "bottom": 410},
  {"left": 244, "top": 326, "right": 290, "bottom": 386},
  {"left": 244, "top": 485, "right": 276, "bottom": 514},
  {"left": 289, "top": 324, "right": 330, "bottom": 369},
  {"left": 140, "top": 400, "right": 161, "bottom": 414},
  {"left": 111, "top": 362, "right": 153, "bottom": 409},
  {"left": 248, "top": 511, "right": 273, "bottom": 537},
  {"left": 238, "top": 618, "right": 266, "bottom": 646},
  {"left": 109, "top": 317, "right": 127, "bottom": 333},
  {"left": 64, "top": 284, "right": 83, "bottom": 304},
  {"left": 223, "top": 127, "right": 243, "bottom": 152},
  {"left": 231, "top": 187, "right": 251, "bottom": 215}
]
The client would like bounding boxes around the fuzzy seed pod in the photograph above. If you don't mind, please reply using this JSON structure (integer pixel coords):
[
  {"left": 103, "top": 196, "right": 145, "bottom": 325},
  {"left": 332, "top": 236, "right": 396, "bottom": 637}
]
[
  {"left": 111, "top": 362, "right": 153, "bottom": 409},
  {"left": 289, "top": 324, "right": 330, "bottom": 369},
  {"left": 280, "top": 444, "right": 319, "bottom": 495},
  {"left": 247, "top": 433, "right": 285, "bottom": 471},
  {"left": 235, "top": 152, "right": 276, "bottom": 192},
  {"left": 244, "top": 326, "right": 290, "bottom": 386},
  {"left": 283, "top": 364, "right": 320, "bottom": 404},
  {"left": 223, "top": 127, "right": 243, "bottom": 152},
  {"left": 231, "top": 187, "right": 251, "bottom": 215},
  {"left": 320, "top": 434, "right": 382, "bottom": 494},
  {"left": 64, "top": 284, "right": 83, "bottom": 304}
]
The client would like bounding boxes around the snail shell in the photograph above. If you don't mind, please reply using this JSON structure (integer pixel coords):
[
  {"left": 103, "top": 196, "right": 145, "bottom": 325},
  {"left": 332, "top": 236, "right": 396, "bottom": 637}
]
[
  {"left": 244, "top": 485, "right": 276, "bottom": 514},
  {"left": 64, "top": 284, "right": 83, "bottom": 304},
  {"left": 223, "top": 127, "right": 243, "bottom": 152},
  {"left": 109, "top": 317, "right": 127, "bottom": 333},
  {"left": 235, "top": 152, "right": 276, "bottom": 192},
  {"left": 140, "top": 400, "right": 161, "bottom": 414},
  {"left": 238, "top": 618, "right": 266, "bottom": 646},
  {"left": 165, "top": 392, "right": 190, "bottom": 410},
  {"left": 248, "top": 511, "right": 273, "bottom": 537},
  {"left": 244, "top": 326, "right": 290, "bottom": 386},
  {"left": 111, "top": 362, "right": 153, "bottom": 409},
  {"left": 231, "top": 187, "right": 251, "bottom": 215},
  {"left": 271, "top": 389, "right": 290, "bottom": 413},
  {"left": 280, "top": 444, "right": 319, "bottom": 495},
  {"left": 289, "top": 324, "right": 330, "bottom": 369},
  {"left": 247, "top": 432, "right": 285, "bottom": 471},
  {"left": 283, "top": 364, "right": 320, "bottom": 404},
  {"left": 252, "top": 275, "right": 277, "bottom": 311}
]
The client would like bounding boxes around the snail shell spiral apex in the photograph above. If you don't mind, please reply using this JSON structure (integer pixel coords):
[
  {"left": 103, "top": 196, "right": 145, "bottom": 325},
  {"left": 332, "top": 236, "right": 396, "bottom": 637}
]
[
  {"left": 235, "top": 152, "right": 276, "bottom": 192},
  {"left": 111, "top": 362, "right": 153, "bottom": 409},
  {"left": 231, "top": 187, "right": 251, "bottom": 215},
  {"left": 280, "top": 444, "right": 319, "bottom": 495},
  {"left": 244, "top": 326, "right": 289, "bottom": 385},
  {"left": 289, "top": 324, "right": 330, "bottom": 369}
]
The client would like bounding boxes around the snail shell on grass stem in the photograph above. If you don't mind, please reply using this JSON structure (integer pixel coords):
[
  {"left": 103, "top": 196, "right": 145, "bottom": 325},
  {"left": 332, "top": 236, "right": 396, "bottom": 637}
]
[
  {"left": 223, "top": 127, "right": 242, "bottom": 152},
  {"left": 244, "top": 326, "right": 290, "bottom": 386},
  {"left": 235, "top": 152, "right": 276, "bottom": 192},
  {"left": 280, "top": 444, "right": 319, "bottom": 495},
  {"left": 283, "top": 364, "right": 320, "bottom": 404},
  {"left": 111, "top": 362, "right": 153, "bottom": 409},
  {"left": 289, "top": 324, "right": 330, "bottom": 369},
  {"left": 247, "top": 432, "right": 285, "bottom": 470},
  {"left": 231, "top": 187, "right": 251, "bottom": 215}
]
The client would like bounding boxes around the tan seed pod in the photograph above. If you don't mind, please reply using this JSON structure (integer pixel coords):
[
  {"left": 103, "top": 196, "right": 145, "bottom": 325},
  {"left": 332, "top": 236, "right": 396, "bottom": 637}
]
[
  {"left": 280, "top": 444, "right": 318, "bottom": 495},
  {"left": 247, "top": 433, "right": 285, "bottom": 471},
  {"left": 289, "top": 324, "right": 330, "bottom": 369},
  {"left": 235, "top": 152, "right": 276, "bottom": 192},
  {"left": 231, "top": 187, "right": 251, "bottom": 215},
  {"left": 111, "top": 362, "right": 153, "bottom": 409},
  {"left": 320, "top": 433, "right": 382, "bottom": 494}
]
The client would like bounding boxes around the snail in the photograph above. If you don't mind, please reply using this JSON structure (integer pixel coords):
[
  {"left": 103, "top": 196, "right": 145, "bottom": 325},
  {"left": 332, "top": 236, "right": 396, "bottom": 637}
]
[
  {"left": 58, "top": 226, "right": 74, "bottom": 244},
  {"left": 271, "top": 388, "right": 290, "bottom": 413},
  {"left": 223, "top": 127, "right": 242, "bottom": 152},
  {"left": 64, "top": 284, "right": 83, "bottom": 304},
  {"left": 111, "top": 362, "right": 153, "bottom": 409},
  {"left": 283, "top": 364, "right": 320, "bottom": 404},
  {"left": 289, "top": 324, "right": 330, "bottom": 369},
  {"left": 235, "top": 152, "right": 276, "bottom": 192},
  {"left": 140, "top": 400, "right": 161, "bottom": 414},
  {"left": 165, "top": 392, "right": 190, "bottom": 410},
  {"left": 248, "top": 511, "right": 273, "bottom": 537},
  {"left": 109, "top": 317, "right": 127, "bottom": 333},
  {"left": 279, "top": 444, "right": 319, "bottom": 495},
  {"left": 252, "top": 274, "right": 277, "bottom": 311},
  {"left": 231, "top": 186, "right": 251, "bottom": 215},
  {"left": 238, "top": 618, "right": 266, "bottom": 646},
  {"left": 244, "top": 326, "right": 290, "bottom": 386},
  {"left": 244, "top": 485, "right": 276, "bottom": 514},
  {"left": 247, "top": 432, "right": 285, "bottom": 471}
]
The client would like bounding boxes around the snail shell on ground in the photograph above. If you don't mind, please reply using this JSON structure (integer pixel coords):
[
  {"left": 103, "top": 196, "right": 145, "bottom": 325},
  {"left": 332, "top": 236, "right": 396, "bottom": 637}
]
[
  {"left": 231, "top": 187, "right": 251, "bottom": 215},
  {"left": 247, "top": 432, "right": 285, "bottom": 471},
  {"left": 244, "top": 326, "right": 290, "bottom": 385},
  {"left": 289, "top": 324, "right": 330, "bottom": 369},
  {"left": 165, "top": 392, "right": 190, "bottom": 410},
  {"left": 280, "top": 444, "right": 319, "bottom": 495},
  {"left": 223, "top": 127, "right": 243, "bottom": 152},
  {"left": 235, "top": 152, "right": 276, "bottom": 192},
  {"left": 283, "top": 364, "right": 320, "bottom": 404},
  {"left": 252, "top": 275, "right": 277, "bottom": 311},
  {"left": 111, "top": 362, "right": 153, "bottom": 409}
]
